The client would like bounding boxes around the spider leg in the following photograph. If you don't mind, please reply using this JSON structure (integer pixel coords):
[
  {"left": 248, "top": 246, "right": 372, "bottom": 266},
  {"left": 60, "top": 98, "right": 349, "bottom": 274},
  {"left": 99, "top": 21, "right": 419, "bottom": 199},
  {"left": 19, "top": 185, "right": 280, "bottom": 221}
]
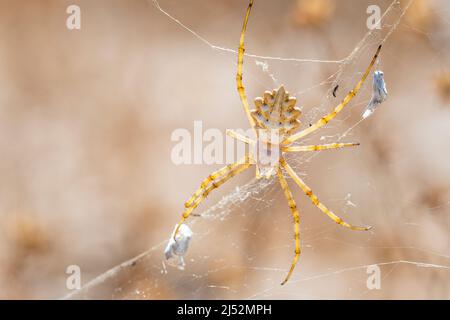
[
  {"left": 226, "top": 129, "right": 255, "bottom": 145},
  {"left": 282, "top": 142, "right": 359, "bottom": 152},
  {"left": 174, "top": 156, "right": 253, "bottom": 239},
  {"left": 277, "top": 167, "right": 301, "bottom": 285},
  {"left": 236, "top": 0, "right": 257, "bottom": 133},
  {"left": 280, "top": 158, "right": 371, "bottom": 231},
  {"left": 284, "top": 45, "right": 382, "bottom": 145},
  {"left": 184, "top": 155, "right": 251, "bottom": 209}
]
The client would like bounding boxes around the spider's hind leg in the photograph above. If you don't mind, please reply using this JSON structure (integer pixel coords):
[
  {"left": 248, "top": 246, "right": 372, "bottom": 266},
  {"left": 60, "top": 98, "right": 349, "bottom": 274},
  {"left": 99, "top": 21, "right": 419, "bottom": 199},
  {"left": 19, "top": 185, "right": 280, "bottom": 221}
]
[
  {"left": 174, "top": 155, "right": 253, "bottom": 240},
  {"left": 277, "top": 168, "right": 301, "bottom": 285},
  {"left": 281, "top": 158, "right": 371, "bottom": 231}
]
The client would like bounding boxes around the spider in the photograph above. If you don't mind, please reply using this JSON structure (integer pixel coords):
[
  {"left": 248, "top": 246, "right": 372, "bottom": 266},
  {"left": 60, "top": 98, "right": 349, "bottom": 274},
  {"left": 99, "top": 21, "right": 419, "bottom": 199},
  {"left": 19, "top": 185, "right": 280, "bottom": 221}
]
[{"left": 173, "top": 0, "right": 381, "bottom": 285}]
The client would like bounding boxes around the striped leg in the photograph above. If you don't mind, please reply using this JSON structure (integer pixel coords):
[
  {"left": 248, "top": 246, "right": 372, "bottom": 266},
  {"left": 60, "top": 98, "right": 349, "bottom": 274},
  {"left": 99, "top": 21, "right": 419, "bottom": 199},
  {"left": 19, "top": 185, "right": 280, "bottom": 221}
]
[
  {"left": 226, "top": 129, "right": 255, "bottom": 145},
  {"left": 277, "top": 168, "right": 301, "bottom": 285},
  {"left": 174, "top": 158, "right": 253, "bottom": 239},
  {"left": 280, "top": 158, "right": 371, "bottom": 231},
  {"left": 236, "top": 0, "right": 256, "bottom": 132},
  {"left": 184, "top": 155, "right": 251, "bottom": 208},
  {"left": 284, "top": 45, "right": 382, "bottom": 145},
  {"left": 282, "top": 142, "right": 359, "bottom": 152}
]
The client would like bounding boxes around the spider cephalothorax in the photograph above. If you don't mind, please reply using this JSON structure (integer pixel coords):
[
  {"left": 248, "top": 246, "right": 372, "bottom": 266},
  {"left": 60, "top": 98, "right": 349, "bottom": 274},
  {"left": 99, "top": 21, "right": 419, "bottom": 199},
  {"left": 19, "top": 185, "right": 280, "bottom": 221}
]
[{"left": 173, "top": 0, "right": 381, "bottom": 285}]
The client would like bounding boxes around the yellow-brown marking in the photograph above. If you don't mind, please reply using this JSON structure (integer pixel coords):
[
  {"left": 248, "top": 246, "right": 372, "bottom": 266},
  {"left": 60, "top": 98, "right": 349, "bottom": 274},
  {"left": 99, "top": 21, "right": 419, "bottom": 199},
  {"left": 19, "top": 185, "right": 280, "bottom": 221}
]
[
  {"left": 173, "top": 0, "right": 381, "bottom": 285},
  {"left": 174, "top": 156, "right": 253, "bottom": 240},
  {"left": 283, "top": 45, "right": 382, "bottom": 145},
  {"left": 282, "top": 142, "right": 360, "bottom": 152},
  {"left": 280, "top": 158, "right": 371, "bottom": 231},
  {"left": 184, "top": 155, "right": 251, "bottom": 208},
  {"left": 236, "top": 0, "right": 256, "bottom": 133},
  {"left": 277, "top": 168, "right": 301, "bottom": 285}
]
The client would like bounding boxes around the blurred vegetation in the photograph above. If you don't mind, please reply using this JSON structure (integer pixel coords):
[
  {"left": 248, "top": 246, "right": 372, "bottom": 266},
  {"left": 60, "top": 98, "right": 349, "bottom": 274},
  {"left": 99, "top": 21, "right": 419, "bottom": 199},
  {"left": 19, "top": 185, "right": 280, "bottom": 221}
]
[{"left": 0, "top": 0, "right": 449, "bottom": 299}]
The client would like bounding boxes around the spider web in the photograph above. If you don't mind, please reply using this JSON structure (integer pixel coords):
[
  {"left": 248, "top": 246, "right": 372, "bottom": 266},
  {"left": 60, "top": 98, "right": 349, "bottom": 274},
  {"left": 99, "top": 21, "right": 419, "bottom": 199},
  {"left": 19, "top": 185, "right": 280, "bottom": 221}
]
[{"left": 64, "top": 0, "right": 450, "bottom": 299}]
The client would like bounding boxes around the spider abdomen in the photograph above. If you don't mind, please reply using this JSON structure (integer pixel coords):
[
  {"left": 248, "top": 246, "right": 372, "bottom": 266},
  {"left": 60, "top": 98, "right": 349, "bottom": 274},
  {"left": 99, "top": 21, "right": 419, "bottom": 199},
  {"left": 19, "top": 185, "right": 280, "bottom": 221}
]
[{"left": 251, "top": 85, "right": 302, "bottom": 138}]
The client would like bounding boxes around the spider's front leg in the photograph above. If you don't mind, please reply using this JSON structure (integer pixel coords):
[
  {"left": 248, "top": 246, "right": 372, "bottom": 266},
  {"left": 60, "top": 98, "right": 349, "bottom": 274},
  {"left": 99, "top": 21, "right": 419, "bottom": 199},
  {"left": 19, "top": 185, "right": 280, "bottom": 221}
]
[
  {"left": 284, "top": 44, "right": 382, "bottom": 145},
  {"left": 236, "top": 0, "right": 257, "bottom": 134},
  {"left": 173, "top": 155, "right": 253, "bottom": 240}
]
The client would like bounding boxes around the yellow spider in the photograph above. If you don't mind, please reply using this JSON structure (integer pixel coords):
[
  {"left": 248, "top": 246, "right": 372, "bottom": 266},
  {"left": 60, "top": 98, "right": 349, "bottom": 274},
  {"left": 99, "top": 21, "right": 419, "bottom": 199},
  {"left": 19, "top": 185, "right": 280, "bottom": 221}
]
[{"left": 173, "top": 0, "right": 381, "bottom": 285}]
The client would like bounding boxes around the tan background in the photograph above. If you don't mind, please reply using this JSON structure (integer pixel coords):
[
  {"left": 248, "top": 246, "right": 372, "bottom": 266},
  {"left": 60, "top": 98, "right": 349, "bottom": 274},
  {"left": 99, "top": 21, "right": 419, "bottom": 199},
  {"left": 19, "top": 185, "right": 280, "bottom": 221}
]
[{"left": 0, "top": 0, "right": 449, "bottom": 299}]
